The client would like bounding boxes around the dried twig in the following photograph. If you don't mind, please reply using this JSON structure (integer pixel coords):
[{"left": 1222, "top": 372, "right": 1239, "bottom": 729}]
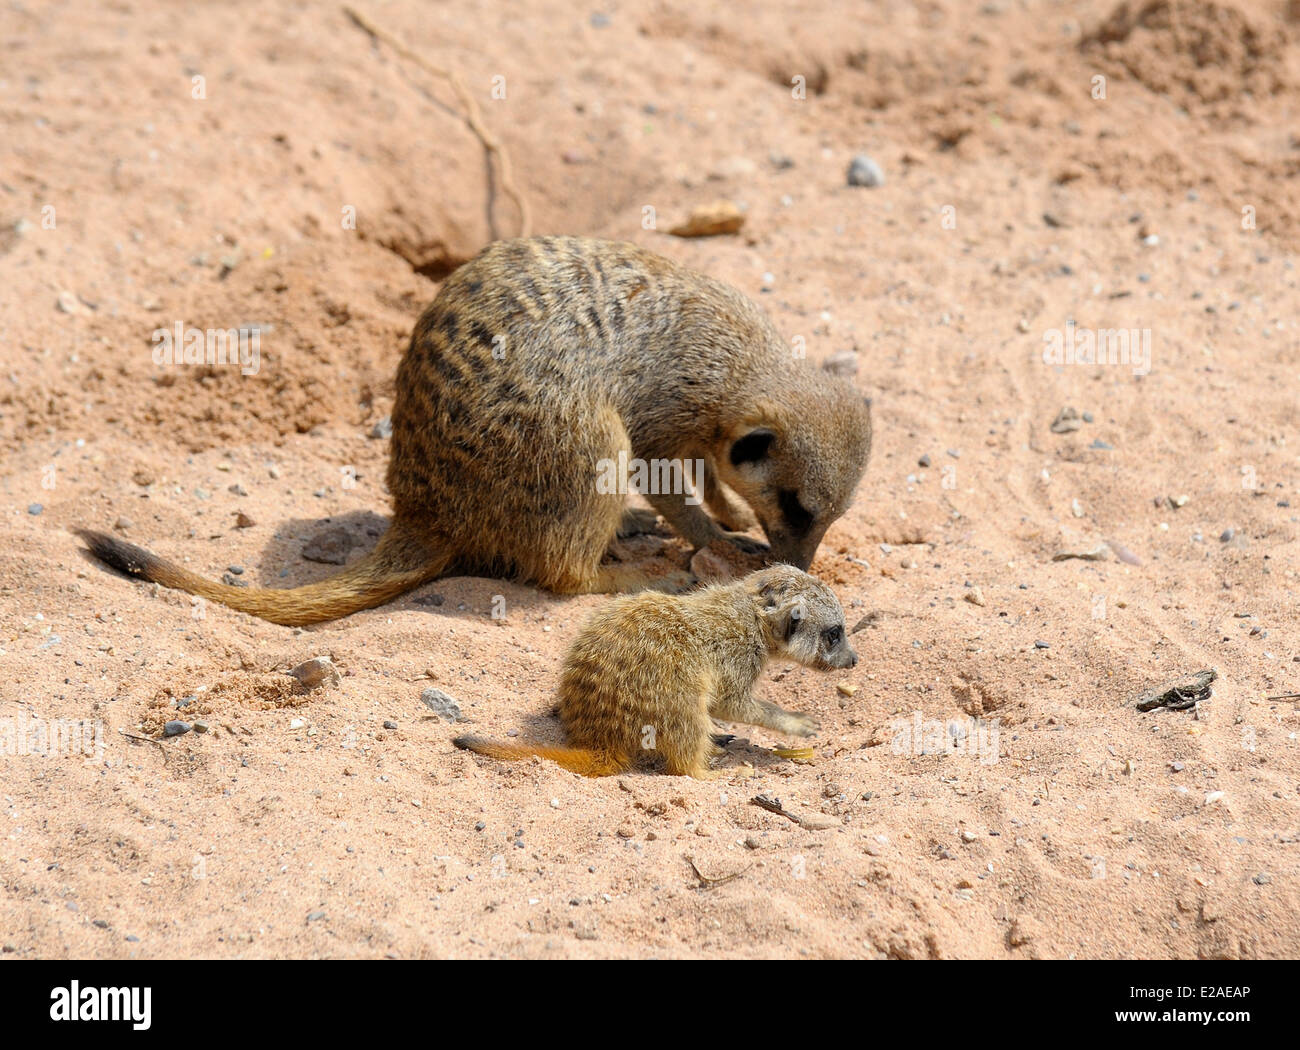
[
  {"left": 342, "top": 5, "right": 531, "bottom": 241},
  {"left": 1134, "top": 669, "right": 1217, "bottom": 712},
  {"left": 686, "top": 855, "right": 750, "bottom": 888},
  {"left": 117, "top": 727, "right": 167, "bottom": 763},
  {"left": 750, "top": 793, "right": 801, "bottom": 825}
]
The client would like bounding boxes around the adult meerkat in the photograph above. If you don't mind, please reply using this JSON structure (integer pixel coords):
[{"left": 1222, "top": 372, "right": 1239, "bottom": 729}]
[
  {"left": 78, "top": 236, "right": 872, "bottom": 625},
  {"left": 455, "top": 565, "right": 856, "bottom": 778}
]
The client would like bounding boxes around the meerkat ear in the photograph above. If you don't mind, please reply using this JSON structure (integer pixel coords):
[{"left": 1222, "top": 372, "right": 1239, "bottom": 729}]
[
  {"left": 729, "top": 428, "right": 777, "bottom": 468},
  {"left": 759, "top": 588, "right": 804, "bottom": 642},
  {"left": 781, "top": 602, "right": 804, "bottom": 641}
]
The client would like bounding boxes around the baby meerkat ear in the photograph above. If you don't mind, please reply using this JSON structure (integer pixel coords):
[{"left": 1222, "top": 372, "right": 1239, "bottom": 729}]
[{"left": 759, "top": 588, "right": 807, "bottom": 643}]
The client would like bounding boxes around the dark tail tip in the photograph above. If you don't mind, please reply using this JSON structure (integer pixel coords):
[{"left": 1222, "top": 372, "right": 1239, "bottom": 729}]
[
  {"left": 74, "top": 527, "right": 165, "bottom": 581},
  {"left": 451, "top": 735, "right": 480, "bottom": 752}
]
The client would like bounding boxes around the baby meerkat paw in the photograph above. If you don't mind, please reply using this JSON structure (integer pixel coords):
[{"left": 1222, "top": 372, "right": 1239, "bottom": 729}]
[{"left": 782, "top": 711, "right": 821, "bottom": 738}]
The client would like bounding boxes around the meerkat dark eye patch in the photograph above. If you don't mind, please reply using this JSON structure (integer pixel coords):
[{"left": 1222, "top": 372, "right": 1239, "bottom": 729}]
[
  {"left": 730, "top": 429, "right": 776, "bottom": 466},
  {"left": 822, "top": 625, "right": 843, "bottom": 647},
  {"left": 778, "top": 489, "right": 815, "bottom": 534}
]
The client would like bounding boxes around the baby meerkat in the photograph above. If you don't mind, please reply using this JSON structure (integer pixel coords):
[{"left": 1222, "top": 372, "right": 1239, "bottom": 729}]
[
  {"left": 78, "top": 236, "right": 871, "bottom": 625},
  {"left": 455, "top": 564, "right": 857, "bottom": 778}
]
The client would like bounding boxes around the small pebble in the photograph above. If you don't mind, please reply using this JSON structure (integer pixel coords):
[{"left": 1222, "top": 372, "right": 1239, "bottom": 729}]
[
  {"left": 846, "top": 154, "right": 885, "bottom": 188},
  {"left": 163, "top": 720, "right": 192, "bottom": 737},
  {"left": 28, "top": 503, "right": 43, "bottom": 515},
  {"left": 288, "top": 657, "right": 340, "bottom": 690}
]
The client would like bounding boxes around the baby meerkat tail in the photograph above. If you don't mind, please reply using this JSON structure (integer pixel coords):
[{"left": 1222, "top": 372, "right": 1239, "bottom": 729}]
[
  {"left": 453, "top": 735, "right": 627, "bottom": 777},
  {"left": 74, "top": 518, "right": 447, "bottom": 627}
]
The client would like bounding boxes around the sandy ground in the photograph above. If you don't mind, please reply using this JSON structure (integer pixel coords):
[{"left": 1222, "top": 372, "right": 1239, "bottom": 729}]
[{"left": 1, "top": 0, "right": 1298, "bottom": 959}]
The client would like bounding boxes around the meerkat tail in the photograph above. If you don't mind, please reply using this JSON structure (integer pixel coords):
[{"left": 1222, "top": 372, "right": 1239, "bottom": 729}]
[
  {"left": 453, "top": 735, "right": 627, "bottom": 777},
  {"left": 74, "top": 520, "right": 447, "bottom": 627}
]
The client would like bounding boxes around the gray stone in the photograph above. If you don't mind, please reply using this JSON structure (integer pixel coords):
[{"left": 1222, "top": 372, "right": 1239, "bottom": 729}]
[
  {"left": 288, "top": 657, "right": 341, "bottom": 690},
  {"left": 847, "top": 154, "right": 885, "bottom": 187},
  {"left": 421, "top": 687, "right": 463, "bottom": 723}
]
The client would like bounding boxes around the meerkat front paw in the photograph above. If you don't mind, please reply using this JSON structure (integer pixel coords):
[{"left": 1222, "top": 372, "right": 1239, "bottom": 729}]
[
  {"left": 721, "top": 531, "right": 770, "bottom": 556},
  {"left": 618, "top": 507, "right": 663, "bottom": 538}
]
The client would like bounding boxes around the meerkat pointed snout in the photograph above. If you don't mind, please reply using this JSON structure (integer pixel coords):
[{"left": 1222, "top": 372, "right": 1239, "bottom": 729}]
[
  {"left": 714, "top": 385, "right": 873, "bottom": 572},
  {"left": 456, "top": 564, "right": 858, "bottom": 779}
]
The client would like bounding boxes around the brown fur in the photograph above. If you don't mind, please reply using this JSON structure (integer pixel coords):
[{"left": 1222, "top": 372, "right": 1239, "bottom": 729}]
[
  {"left": 79, "top": 237, "right": 872, "bottom": 625},
  {"left": 455, "top": 565, "right": 857, "bottom": 778}
]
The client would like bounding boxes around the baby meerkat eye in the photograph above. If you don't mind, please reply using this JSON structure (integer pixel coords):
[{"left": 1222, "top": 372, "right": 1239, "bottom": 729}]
[{"left": 822, "top": 625, "right": 843, "bottom": 647}]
